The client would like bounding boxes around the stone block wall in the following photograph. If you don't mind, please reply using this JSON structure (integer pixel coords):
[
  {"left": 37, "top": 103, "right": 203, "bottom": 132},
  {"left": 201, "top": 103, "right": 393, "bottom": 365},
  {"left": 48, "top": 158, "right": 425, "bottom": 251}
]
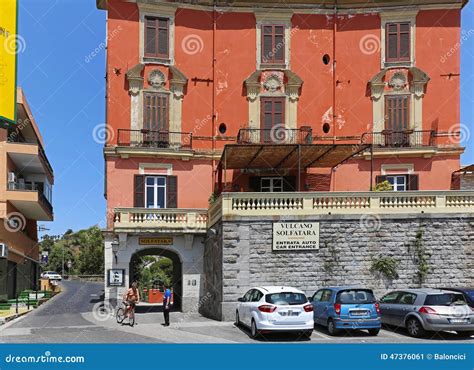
[{"left": 203, "top": 214, "right": 474, "bottom": 321}]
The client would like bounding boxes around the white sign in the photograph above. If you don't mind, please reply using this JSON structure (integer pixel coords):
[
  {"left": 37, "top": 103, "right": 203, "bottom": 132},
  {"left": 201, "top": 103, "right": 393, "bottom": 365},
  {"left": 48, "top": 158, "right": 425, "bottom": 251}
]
[
  {"left": 107, "top": 269, "right": 125, "bottom": 287},
  {"left": 272, "top": 222, "right": 320, "bottom": 251}
]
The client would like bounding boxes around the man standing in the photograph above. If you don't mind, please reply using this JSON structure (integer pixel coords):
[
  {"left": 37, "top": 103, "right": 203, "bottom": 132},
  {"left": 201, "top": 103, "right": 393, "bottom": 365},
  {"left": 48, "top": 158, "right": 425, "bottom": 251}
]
[{"left": 163, "top": 284, "right": 172, "bottom": 326}]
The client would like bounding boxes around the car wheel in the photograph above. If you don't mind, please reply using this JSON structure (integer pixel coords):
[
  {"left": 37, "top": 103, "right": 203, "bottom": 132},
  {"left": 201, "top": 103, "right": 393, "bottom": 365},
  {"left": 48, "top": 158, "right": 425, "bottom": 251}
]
[
  {"left": 235, "top": 310, "right": 240, "bottom": 326},
  {"left": 327, "top": 319, "right": 339, "bottom": 336},
  {"left": 406, "top": 317, "right": 426, "bottom": 338},
  {"left": 368, "top": 328, "right": 380, "bottom": 336},
  {"left": 303, "top": 330, "right": 313, "bottom": 339},
  {"left": 250, "top": 319, "right": 259, "bottom": 339},
  {"left": 456, "top": 331, "right": 473, "bottom": 338}
]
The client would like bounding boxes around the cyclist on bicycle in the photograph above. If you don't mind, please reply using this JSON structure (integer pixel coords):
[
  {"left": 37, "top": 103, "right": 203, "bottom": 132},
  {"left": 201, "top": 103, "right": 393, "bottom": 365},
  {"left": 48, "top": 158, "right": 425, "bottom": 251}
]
[{"left": 123, "top": 282, "right": 140, "bottom": 313}]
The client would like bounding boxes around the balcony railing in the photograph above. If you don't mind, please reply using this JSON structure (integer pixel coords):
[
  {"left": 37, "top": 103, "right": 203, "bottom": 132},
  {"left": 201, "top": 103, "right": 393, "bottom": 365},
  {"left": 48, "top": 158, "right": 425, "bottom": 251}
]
[
  {"left": 237, "top": 127, "right": 313, "bottom": 145},
  {"left": 8, "top": 181, "right": 39, "bottom": 191},
  {"left": 207, "top": 191, "right": 474, "bottom": 225},
  {"left": 117, "top": 129, "right": 193, "bottom": 149},
  {"left": 7, "top": 181, "right": 53, "bottom": 218},
  {"left": 113, "top": 208, "right": 208, "bottom": 232},
  {"left": 361, "top": 130, "right": 435, "bottom": 148}
]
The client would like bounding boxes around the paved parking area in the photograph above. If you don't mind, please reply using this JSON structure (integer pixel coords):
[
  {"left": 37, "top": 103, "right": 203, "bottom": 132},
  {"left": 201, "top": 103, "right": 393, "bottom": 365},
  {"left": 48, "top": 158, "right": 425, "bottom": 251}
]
[
  {"left": 2, "top": 282, "right": 471, "bottom": 344},
  {"left": 83, "top": 306, "right": 474, "bottom": 344}
]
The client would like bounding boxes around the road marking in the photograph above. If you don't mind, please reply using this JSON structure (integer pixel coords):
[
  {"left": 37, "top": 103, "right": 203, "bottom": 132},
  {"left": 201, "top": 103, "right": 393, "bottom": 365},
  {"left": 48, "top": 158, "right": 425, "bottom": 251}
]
[
  {"left": 380, "top": 329, "right": 406, "bottom": 338},
  {"left": 311, "top": 330, "right": 332, "bottom": 339}
]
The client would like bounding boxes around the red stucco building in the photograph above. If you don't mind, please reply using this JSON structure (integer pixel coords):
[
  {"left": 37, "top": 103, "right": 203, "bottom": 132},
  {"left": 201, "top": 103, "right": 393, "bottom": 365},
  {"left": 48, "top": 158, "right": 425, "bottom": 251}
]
[
  {"left": 98, "top": 0, "right": 470, "bottom": 313},
  {"left": 99, "top": 0, "right": 465, "bottom": 220}
]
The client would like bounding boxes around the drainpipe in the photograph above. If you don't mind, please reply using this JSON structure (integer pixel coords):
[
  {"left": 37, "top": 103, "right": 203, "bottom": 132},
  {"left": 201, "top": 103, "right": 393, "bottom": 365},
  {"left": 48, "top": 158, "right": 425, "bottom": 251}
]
[{"left": 211, "top": 0, "right": 217, "bottom": 189}]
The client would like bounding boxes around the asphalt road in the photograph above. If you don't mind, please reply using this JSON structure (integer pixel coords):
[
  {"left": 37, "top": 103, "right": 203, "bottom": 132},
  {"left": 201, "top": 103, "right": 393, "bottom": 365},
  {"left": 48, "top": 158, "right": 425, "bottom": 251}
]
[
  {"left": 0, "top": 281, "right": 472, "bottom": 344},
  {"left": 0, "top": 280, "right": 164, "bottom": 343}
]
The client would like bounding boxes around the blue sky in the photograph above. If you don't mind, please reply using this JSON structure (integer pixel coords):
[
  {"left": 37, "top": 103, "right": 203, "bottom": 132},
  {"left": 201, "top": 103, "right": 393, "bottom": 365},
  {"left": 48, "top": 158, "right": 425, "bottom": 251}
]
[{"left": 17, "top": 0, "right": 474, "bottom": 237}]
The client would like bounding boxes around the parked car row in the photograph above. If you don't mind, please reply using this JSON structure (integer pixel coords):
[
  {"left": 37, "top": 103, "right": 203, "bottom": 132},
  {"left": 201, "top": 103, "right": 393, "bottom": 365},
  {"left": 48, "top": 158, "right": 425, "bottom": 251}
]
[{"left": 236, "top": 286, "right": 474, "bottom": 340}]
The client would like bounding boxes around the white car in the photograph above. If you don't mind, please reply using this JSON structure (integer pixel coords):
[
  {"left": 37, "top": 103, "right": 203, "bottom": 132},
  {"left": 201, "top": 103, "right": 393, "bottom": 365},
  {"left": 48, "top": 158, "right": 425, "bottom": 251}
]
[
  {"left": 236, "top": 286, "right": 314, "bottom": 339},
  {"left": 41, "top": 271, "right": 62, "bottom": 280}
]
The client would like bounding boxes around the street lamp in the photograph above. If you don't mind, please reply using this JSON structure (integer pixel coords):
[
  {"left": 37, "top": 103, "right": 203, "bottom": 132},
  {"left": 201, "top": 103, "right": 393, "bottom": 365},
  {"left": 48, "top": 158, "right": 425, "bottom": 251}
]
[{"left": 111, "top": 239, "right": 120, "bottom": 263}]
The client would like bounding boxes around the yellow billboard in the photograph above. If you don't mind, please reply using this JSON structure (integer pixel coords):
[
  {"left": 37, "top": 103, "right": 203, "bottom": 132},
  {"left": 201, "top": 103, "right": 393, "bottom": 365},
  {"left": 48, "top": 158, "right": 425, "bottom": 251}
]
[{"left": 0, "top": 0, "right": 18, "bottom": 125}]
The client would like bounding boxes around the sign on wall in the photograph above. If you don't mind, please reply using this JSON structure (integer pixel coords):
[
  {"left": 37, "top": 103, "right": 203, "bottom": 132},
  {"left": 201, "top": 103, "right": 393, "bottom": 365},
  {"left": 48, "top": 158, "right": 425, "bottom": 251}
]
[
  {"left": 107, "top": 269, "right": 125, "bottom": 287},
  {"left": 139, "top": 237, "right": 173, "bottom": 246},
  {"left": 272, "top": 222, "right": 320, "bottom": 251},
  {"left": 0, "top": 0, "right": 18, "bottom": 126}
]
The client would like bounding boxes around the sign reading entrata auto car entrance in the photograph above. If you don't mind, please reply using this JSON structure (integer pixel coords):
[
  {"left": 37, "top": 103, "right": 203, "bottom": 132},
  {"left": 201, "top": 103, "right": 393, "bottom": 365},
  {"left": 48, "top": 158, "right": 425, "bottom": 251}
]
[{"left": 272, "top": 222, "right": 320, "bottom": 251}]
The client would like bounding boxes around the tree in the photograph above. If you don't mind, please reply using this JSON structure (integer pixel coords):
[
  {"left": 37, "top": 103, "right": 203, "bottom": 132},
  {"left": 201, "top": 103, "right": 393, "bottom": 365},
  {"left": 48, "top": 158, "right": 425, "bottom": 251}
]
[
  {"left": 374, "top": 180, "right": 393, "bottom": 192},
  {"left": 39, "top": 225, "right": 104, "bottom": 276}
]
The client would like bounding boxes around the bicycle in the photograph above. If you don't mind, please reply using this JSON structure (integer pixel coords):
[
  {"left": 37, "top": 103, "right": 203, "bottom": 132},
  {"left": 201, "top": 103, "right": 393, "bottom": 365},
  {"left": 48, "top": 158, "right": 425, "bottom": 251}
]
[{"left": 116, "top": 301, "right": 136, "bottom": 327}]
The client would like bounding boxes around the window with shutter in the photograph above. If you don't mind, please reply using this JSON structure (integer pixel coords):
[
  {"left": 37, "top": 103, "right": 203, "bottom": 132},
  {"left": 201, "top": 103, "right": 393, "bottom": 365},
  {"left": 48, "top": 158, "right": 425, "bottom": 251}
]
[
  {"left": 144, "top": 16, "right": 169, "bottom": 59},
  {"left": 260, "top": 97, "right": 285, "bottom": 143},
  {"left": 134, "top": 175, "right": 145, "bottom": 207},
  {"left": 386, "top": 22, "right": 411, "bottom": 62},
  {"left": 261, "top": 24, "right": 285, "bottom": 64},
  {"left": 143, "top": 93, "right": 168, "bottom": 131},
  {"left": 407, "top": 174, "right": 419, "bottom": 191},
  {"left": 385, "top": 95, "right": 410, "bottom": 146},
  {"left": 166, "top": 176, "right": 178, "bottom": 208}
]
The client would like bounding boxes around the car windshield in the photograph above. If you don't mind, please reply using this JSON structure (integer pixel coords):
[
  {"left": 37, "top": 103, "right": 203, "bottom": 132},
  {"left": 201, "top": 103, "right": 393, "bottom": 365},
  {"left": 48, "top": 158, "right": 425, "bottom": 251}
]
[
  {"left": 464, "top": 291, "right": 474, "bottom": 301},
  {"left": 265, "top": 292, "right": 308, "bottom": 306},
  {"left": 336, "top": 289, "right": 376, "bottom": 304},
  {"left": 424, "top": 293, "right": 466, "bottom": 306}
]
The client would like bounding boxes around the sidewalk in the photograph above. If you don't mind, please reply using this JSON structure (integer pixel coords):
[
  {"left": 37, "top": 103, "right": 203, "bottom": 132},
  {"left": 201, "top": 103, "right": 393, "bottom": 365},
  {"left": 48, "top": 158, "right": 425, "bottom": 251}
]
[
  {"left": 81, "top": 310, "right": 237, "bottom": 343},
  {"left": 0, "top": 307, "right": 34, "bottom": 325}
]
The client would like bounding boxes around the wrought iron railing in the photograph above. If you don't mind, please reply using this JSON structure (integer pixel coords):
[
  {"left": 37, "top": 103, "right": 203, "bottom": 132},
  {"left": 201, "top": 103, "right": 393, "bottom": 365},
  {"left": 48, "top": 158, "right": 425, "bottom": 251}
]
[
  {"left": 361, "top": 130, "right": 435, "bottom": 148},
  {"left": 117, "top": 129, "right": 193, "bottom": 149},
  {"left": 237, "top": 127, "right": 313, "bottom": 145}
]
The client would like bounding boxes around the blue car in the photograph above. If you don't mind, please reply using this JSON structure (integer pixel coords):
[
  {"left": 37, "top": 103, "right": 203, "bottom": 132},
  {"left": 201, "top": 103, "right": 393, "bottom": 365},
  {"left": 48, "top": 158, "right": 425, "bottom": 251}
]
[{"left": 309, "top": 287, "right": 381, "bottom": 336}]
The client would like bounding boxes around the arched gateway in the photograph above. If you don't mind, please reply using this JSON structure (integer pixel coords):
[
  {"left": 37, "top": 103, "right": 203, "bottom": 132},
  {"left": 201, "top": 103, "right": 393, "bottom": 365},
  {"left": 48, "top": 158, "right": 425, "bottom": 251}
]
[{"left": 104, "top": 231, "right": 205, "bottom": 313}]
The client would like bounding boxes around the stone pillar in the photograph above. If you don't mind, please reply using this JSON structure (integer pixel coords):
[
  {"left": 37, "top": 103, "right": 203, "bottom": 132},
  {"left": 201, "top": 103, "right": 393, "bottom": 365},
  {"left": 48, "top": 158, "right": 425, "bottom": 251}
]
[{"left": 104, "top": 233, "right": 130, "bottom": 308}]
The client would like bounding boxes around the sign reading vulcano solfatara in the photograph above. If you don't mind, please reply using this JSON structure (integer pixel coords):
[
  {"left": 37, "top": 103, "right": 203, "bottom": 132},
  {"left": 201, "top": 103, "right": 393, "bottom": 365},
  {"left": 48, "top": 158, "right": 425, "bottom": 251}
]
[{"left": 272, "top": 222, "right": 320, "bottom": 251}]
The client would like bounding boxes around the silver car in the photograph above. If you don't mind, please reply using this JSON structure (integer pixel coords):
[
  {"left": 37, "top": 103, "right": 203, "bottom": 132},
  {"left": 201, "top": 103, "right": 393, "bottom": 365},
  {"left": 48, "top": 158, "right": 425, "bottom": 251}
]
[{"left": 379, "top": 288, "right": 473, "bottom": 338}]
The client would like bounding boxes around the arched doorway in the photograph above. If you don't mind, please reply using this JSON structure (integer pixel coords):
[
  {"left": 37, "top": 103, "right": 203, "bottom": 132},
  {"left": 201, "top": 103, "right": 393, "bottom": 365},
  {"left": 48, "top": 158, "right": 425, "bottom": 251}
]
[{"left": 129, "top": 247, "right": 183, "bottom": 311}]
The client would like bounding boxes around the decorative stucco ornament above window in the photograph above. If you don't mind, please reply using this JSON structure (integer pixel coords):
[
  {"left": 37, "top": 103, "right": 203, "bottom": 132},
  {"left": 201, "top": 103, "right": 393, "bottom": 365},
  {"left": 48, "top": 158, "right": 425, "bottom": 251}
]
[
  {"left": 369, "top": 67, "right": 430, "bottom": 100},
  {"left": 169, "top": 65, "right": 188, "bottom": 100},
  {"left": 389, "top": 72, "right": 407, "bottom": 91},
  {"left": 263, "top": 73, "right": 283, "bottom": 93},
  {"left": 125, "top": 63, "right": 145, "bottom": 96},
  {"left": 148, "top": 69, "right": 167, "bottom": 89},
  {"left": 244, "top": 69, "right": 303, "bottom": 101}
]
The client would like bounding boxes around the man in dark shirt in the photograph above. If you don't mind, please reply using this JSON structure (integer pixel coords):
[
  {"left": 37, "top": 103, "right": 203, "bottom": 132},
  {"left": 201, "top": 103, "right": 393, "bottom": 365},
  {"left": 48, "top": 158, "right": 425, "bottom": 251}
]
[{"left": 163, "top": 284, "right": 172, "bottom": 326}]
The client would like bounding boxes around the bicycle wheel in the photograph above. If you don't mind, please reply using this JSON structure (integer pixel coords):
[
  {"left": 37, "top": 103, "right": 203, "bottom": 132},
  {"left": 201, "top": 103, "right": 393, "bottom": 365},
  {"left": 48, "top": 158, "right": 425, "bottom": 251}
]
[
  {"left": 129, "top": 312, "right": 135, "bottom": 327},
  {"left": 116, "top": 308, "right": 125, "bottom": 324}
]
